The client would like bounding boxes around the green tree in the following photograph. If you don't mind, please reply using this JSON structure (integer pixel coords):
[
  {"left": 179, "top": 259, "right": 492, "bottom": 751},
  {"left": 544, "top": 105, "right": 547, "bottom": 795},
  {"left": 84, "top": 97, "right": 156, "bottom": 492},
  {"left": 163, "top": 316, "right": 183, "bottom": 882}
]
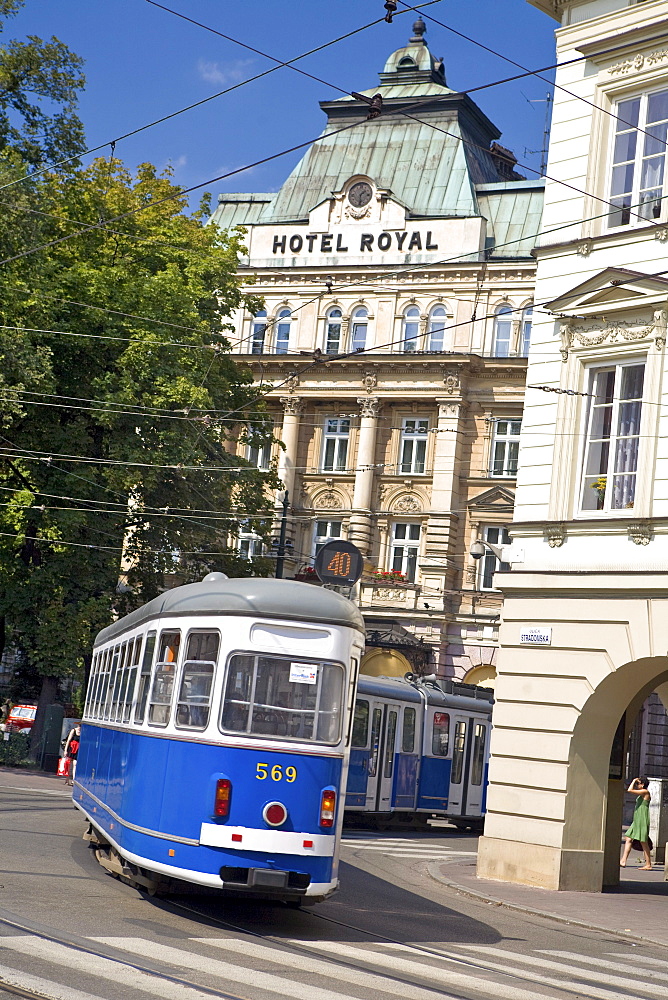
[
  {"left": 0, "top": 157, "right": 277, "bottom": 751},
  {"left": 0, "top": 1, "right": 85, "bottom": 167}
]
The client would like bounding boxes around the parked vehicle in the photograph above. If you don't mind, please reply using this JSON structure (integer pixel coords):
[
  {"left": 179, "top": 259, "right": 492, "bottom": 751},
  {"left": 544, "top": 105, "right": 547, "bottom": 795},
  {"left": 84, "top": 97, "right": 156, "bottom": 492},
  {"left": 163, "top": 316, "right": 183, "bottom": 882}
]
[
  {"left": 5, "top": 705, "right": 37, "bottom": 733},
  {"left": 73, "top": 574, "right": 365, "bottom": 904},
  {"left": 345, "top": 674, "right": 493, "bottom": 830}
]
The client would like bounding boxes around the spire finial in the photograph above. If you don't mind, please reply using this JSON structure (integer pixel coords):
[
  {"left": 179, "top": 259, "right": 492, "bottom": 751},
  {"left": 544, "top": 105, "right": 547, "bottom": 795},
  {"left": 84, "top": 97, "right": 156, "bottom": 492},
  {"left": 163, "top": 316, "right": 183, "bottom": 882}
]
[{"left": 410, "top": 17, "right": 426, "bottom": 43}]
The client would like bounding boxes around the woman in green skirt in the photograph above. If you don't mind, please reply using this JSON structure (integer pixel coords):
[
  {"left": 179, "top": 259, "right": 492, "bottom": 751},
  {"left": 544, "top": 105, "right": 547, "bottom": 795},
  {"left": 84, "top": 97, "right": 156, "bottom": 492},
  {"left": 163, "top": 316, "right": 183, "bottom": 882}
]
[{"left": 620, "top": 776, "right": 652, "bottom": 870}]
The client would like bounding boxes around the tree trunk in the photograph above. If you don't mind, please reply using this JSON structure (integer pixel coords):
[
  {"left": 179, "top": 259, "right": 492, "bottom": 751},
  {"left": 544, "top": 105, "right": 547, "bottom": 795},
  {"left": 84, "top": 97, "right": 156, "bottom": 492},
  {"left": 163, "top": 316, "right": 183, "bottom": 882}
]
[{"left": 29, "top": 675, "right": 60, "bottom": 760}]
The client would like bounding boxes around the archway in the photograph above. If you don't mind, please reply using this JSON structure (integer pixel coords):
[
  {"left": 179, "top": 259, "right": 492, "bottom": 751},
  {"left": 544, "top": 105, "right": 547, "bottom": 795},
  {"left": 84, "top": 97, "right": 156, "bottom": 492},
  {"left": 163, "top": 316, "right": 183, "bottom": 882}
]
[
  {"left": 463, "top": 664, "right": 496, "bottom": 689},
  {"left": 360, "top": 647, "right": 412, "bottom": 678},
  {"left": 562, "top": 656, "right": 668, "bottom": 891}
]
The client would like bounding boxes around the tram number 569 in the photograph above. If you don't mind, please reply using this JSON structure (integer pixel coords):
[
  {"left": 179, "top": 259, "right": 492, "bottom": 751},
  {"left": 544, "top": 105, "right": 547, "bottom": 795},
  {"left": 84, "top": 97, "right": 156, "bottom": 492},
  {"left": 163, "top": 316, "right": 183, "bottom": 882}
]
[{"left": 256, "top": 763, "right": 297, "bottom": 782}]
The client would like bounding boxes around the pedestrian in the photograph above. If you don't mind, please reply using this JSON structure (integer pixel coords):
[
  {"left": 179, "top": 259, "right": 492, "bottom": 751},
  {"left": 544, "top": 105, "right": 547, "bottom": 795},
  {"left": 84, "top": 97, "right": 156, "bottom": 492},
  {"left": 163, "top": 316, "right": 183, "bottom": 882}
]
[
  {"left": 620, "top": 776, "right": 652, "bottom": 870},
  {"left": 63, "top": 724, "right": 81, "bottom": 787}
]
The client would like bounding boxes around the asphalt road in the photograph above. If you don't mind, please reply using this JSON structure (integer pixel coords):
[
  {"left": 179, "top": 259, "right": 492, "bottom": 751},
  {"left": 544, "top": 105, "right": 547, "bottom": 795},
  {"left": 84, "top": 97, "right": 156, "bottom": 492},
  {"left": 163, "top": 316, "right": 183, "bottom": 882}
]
[{"left": 0, "top": 770, "right": 664, "bottom": 1000}]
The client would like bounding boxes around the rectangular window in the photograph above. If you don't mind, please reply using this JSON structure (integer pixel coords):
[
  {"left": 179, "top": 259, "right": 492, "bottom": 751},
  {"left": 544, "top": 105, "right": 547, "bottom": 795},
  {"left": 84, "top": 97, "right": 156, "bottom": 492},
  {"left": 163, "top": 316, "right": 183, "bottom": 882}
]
[
  {"left": 490, "top": 419, "right": 521, "bottom": 477},
  {"left": 246, "top": 425, "right": 273, "bottom": 471},
  {"left": 322, "top": 418, "right": 350, "bottom": 472},
  {"left": 402, "top": 707, "right": 416, "bottom": 753},
  {"left": 84, "top": 653, "right": 100, "bottom": 719},
  {"left": 432, "top": 711, "right": 450, "bottom": 756},
  {"left": 313, "top": 519, "right": 343, "bottom": 556},
  {"left": 384, "top": 710, "right": 398, "bottom": 777},
  {"left": 609, "top": 91, "right": 668, "bottom": 228},
  {"left": 391, "top": 522, "right": 421, "bottom": 582},
  {"left": 134, "top": 632, "right": 156, "bottom": 724},
  {"left": 220, "top": 653, "right": 345, "bottom": 744},
  {"left": 352, "top": 699, "right": 369, "bottom": 748},
  {"left": 400, "top": 418, "right": 429, "bottom": 474},
  {"left": 325, "top": 312, "right": 342, "bottom": 354},
  {"left": 451, "top": 720, "right": 467, "bottom": 784},
  {"left": 580, "top": 362, "right": 645, "bottom": 513},
  {"left": 470, "top": 723, "right": 487, "bottom": 786},
  {"left": 351, "top": 318, "right": 367, "bottom": 352},
  {"left": 251, "top": 313, "right": 266, "bottom": 354},
  {"left": 175, "top": 631, "right": 220, "bottom": 730},
  {"left": 148, "top": 631, "right": 181, "bottom": 727},
  {"left": 479, "top": 525, "right": 511, "bottom": 590},
  {"left": 368, "top": 707, "right": 382, "bottom": 777},
  {"left": 238, "top": 531, "right": 264, "bottom": 559}
]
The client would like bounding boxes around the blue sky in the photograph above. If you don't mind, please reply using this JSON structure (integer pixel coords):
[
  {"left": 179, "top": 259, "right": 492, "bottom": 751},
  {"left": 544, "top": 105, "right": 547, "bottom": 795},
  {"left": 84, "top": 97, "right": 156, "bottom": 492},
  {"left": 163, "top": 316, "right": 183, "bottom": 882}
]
[{"left": 15, "top": 0, "right": 558, "bottom": 203}]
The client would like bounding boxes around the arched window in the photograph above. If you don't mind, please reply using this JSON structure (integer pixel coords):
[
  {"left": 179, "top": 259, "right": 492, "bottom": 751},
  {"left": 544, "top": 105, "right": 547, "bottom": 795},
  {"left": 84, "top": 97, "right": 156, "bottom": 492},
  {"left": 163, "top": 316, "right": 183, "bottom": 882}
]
[
  {"left": 275, "top": 308, "right": 291, "bottom": 355},
  {"left": 492, "top": 305, "right": 513, "bottom": 357},
  {"left": 402, "top": 306, "right": 420, "bottom": 353},
  {"left": 520, "top": 306, "right": 532, "bottom": 357},
  {"left": 251, "top": 310, "right": 267, "bottom": 354},
  {"left": 428, "top": 305, "right": 448, "bottom": 351},
  {"left": 325, "top": 308, "right": 342, "bottom": 354},
  {"left": 351, "top": 307, "right": 368, "bottom": 352}
]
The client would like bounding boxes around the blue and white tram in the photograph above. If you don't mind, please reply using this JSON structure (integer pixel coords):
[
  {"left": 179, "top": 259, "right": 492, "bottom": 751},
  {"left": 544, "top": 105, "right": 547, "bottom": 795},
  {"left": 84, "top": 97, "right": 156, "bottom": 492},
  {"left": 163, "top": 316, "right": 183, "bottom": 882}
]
[
  {"left": 345, "top": 675, "right": 493, "bottom": 829},
  {"left": 74, "top": 574, "right": 365, "bottom": 904}
]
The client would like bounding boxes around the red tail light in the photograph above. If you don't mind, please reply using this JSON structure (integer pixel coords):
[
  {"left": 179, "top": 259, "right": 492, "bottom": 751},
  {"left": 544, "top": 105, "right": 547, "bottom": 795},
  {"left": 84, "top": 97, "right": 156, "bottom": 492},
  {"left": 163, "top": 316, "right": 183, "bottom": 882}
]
[
  {"left": 320, "top": 788, "right": 336, "bottom": 828},
  {"left": 214, "top": 779, "right": 231, "bottom": 817}
]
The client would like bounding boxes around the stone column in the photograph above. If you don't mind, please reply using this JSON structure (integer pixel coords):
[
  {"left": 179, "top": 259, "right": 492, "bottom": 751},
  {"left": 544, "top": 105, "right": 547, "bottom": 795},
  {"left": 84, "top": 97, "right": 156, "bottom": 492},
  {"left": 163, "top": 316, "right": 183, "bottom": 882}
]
[
  {"left": 277, "top": 396, "right": 305, "bottom": 498},
  {"left": 349, "top": 396, "right": 382, "bottom": 558},
  {"left": 423, "top": 393, "right": 466, "bottom": 590}
]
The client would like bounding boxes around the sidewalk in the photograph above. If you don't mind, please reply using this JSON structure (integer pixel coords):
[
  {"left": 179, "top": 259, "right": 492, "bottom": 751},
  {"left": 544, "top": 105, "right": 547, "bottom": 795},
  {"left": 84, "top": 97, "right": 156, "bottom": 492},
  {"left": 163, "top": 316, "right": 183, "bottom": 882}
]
[{"left": 430, "top": 852, "right": 668, "bottom": 948}]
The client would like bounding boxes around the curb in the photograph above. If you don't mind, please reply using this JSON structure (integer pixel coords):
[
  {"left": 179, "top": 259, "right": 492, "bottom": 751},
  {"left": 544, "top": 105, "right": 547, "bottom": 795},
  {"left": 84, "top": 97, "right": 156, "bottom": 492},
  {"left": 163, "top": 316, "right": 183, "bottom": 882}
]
[{"left": 427, "top": 862, "right": 668, "bottom": 950}]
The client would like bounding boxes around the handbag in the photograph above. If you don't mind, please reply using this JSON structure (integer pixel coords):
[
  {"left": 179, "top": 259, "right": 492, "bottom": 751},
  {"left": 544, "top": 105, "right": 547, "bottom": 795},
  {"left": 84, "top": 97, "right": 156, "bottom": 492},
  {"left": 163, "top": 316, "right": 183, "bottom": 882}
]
[
  {"left": 57, "top": 756, "right": 70, "bottom": 778},
  {"left": 631, "top": 836, "right": 653, "bottom": 852}
]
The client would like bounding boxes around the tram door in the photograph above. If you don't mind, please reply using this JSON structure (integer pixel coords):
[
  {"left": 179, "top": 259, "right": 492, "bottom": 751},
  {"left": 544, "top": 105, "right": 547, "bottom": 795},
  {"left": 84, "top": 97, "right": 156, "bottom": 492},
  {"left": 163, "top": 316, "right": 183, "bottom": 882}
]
[
  {"left": 448, "top": 715, "right": 489, "bottom": 817},
  {"left": 365, "top": 701, "right": 401, "bottom": 812},
  {"left": 447, "top": 715, "right": 470, "bottom": 817}
]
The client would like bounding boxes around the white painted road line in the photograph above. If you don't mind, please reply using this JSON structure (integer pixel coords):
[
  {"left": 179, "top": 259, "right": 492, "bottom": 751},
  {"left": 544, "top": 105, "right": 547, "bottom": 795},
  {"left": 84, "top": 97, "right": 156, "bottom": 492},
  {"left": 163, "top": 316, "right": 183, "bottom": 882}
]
[
  {"left": 0, "top": 936, "right": 224, "bottom": 1000},
  {"left": 544, "top": 950, "right": 668, "bottom": 983},
  {"left": 197, "top": 935, "right": 477, "bottom": 1000},
  {"left": 0, "top": 963, "right": 110, "bottom": 1000},
  {"left": 285, "top": 937, "right": 560, "bottom": 1000},
  {"left": 94, "top": 936, "right": 387, "bottom": 1000}
]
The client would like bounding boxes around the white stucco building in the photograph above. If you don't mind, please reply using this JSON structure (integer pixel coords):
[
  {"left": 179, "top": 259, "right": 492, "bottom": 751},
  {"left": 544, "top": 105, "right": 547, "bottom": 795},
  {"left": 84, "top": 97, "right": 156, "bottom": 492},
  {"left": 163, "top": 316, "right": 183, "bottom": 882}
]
[{"left": 479, "top": 0, "right": 668, "bottom": 891}]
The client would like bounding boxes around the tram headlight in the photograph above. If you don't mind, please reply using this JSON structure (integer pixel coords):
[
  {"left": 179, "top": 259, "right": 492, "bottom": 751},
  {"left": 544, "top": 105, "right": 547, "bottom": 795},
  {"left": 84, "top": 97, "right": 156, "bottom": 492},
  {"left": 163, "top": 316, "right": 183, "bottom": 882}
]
[
  {"left": 214, "top": 778, "right": 232, "bottom": 817},
  {"left": 319, "top": 788, "right": 337, "bottom": 828}
]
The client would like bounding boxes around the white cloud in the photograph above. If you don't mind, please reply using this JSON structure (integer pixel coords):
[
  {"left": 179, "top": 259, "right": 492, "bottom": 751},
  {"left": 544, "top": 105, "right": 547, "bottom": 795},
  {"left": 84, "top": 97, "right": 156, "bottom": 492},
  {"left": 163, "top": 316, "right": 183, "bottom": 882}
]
[{"left": 197, "top": 58, "right": 254, "bottom": 87}]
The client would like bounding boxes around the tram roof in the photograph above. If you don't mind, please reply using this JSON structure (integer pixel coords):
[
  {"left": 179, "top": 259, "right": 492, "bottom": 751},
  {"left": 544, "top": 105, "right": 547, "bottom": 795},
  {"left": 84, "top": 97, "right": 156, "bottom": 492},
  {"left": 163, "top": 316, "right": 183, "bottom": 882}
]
[
  {"left": 95, "top": 577, "right": 365, "bottom": 646},
  {"left": 356, "top": 674, "right": 494, "bottom": 712}
]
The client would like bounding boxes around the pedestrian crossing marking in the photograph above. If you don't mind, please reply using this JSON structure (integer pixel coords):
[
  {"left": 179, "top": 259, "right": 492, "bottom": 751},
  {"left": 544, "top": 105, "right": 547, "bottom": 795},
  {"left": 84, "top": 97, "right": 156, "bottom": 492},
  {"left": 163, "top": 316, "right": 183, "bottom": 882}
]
[
  {"left": 453, "top": 944, "right": 661, "bottom": 1000},
  {"left": 0, "top": 936, "right": 218, "bottom": 1000},
  {"left": 0, "top": 964, "right": 110, "bottom": 1000},
  {"left": 95, "top": 936, "right": 377, "bottom": 1000},
  {"left": 196, "top": 936, "right": 475, "bottom": 1000},
  {"left": 285, "top": 937, "right": 550, "bottom": 1000},
  {"left": 544, "top": 951, "right": 668, "bottom": 983}
]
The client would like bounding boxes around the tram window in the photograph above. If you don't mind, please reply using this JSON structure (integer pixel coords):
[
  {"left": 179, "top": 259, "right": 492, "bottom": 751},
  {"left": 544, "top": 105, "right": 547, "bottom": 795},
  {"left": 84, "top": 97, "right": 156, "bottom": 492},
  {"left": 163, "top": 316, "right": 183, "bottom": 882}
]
[
  {"left": 134, "top": 632, "right": 156, "bottom": 724},
  {"left": 451, "top": 720, "right": 467, "bottom": 784},
  {"left": 352, "top": 700, "right": 369, "bottom": 747},
  {"left": 402, "top": 707, "right": 416, "bottom": 753},
  {"left": 220, "top": 653, "right": 345, "bottom": 744},
  {"left": 470, "top": 723, "right": 487, "bottom": 786},
  {"left": 431, "top": 712, "right": 450, "bottom": 756},
  {"left": 175, "top": 631, "right": 220, "bottom": 730},
  {"left": 148, "top": 630, "right": 181, "bottom": 727},
  {"left": 103, "top": 645, "right": 121, "bottom": 720},
  {"left": 368, "top": 708, "right": 382, "bottom": 776},
  {"left": 384, "top": 710, "right": 398, "bottom": 777},
  {"left": 84, "top": 653, "right": 99, "bottom": 718}
]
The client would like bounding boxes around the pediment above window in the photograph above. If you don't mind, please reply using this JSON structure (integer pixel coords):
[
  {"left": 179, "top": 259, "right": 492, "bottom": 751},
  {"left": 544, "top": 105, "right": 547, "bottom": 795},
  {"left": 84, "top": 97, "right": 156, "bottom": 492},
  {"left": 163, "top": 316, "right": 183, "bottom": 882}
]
[
  {"left": 467, "top": 485, "right": 515, "bottom": 514},
  {"left": 547, "top": 267, "right": 668, "bottom": 317}
]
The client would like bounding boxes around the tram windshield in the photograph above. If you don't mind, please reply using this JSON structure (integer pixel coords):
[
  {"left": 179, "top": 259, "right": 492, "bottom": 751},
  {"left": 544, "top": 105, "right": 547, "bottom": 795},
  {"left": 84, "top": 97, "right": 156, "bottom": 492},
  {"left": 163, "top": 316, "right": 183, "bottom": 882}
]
[{"left": 221, "top": 653, "right": 344, "bottom": 744}]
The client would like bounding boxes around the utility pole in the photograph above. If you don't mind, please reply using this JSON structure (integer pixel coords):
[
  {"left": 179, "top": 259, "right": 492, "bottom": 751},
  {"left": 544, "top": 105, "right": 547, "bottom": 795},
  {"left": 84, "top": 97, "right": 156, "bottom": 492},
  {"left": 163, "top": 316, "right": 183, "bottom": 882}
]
[{"left": 274, "top": 490, "right": 289, "bottom": 579}]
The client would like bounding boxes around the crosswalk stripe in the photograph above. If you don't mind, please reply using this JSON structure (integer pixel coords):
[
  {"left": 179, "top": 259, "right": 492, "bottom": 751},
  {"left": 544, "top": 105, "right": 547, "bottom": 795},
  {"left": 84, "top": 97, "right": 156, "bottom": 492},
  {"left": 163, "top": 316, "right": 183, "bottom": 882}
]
[
  {"left": 284, "top": 938, "right": 555, "bottom": 1000},
  {"left": 454, "top": 944, "right": 664, "bottom": 999},
  {"left": 609, "top": 954, "right": 668, "bottom": 970},
  {"left": 0, "top": 963, "right": 110, "bottom": 1000},
  {"left": 342, "top": 845, "right": 476, "bottom": 855},
  {"left": 544, "top": 951, "right": 668, "bottom": 983},
  {"left": 95, "top": 937, "right": 382, "bottom": 1000},
  {"left": 0, "top": 937, "right": 218, "bottom": 1000},
  {"left": 196, "top": 936, "right": 473, "bottom": 1000}
]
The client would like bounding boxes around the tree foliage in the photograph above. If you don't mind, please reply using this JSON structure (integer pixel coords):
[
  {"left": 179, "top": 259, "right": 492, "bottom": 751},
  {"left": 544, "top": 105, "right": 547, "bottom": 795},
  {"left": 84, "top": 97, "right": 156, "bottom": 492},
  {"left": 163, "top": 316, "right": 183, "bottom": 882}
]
[
  {"left": 0, "top": 1, "right": 85, "bottom": 167},
  {"left": 0, "top": 156, "right": 276, "bottom": 709}
]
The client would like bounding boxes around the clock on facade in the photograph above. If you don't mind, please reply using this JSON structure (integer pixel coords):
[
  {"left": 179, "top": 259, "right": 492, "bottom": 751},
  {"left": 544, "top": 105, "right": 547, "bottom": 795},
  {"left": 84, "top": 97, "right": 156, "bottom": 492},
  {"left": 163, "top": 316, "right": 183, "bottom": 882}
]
[{"left": 348, "top": 181, "right": 373, "bottom": 208}]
